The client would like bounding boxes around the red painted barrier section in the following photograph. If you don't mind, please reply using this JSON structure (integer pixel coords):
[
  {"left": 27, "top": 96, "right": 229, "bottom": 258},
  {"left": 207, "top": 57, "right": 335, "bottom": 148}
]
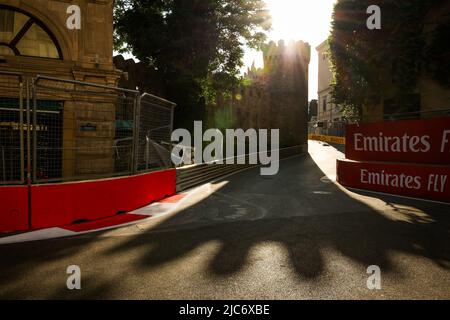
[
  {"left": 0, "top": 186, "right": 29, "bottom": 233},
  {"left": 337, "top": 159, "right": 450, "bottom": 203},
  {"left": 346, "top": 117, "right": 450, "bottom": 164},
  {"left": 31, "top": 169, "right": 176, "bottom": 230}
]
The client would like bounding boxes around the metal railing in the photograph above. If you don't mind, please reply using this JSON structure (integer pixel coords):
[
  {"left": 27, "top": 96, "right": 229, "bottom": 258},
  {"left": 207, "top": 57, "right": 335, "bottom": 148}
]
[
  {"left": 309, "top": 107, "right": 450, "bottom": 137},
  {"left": 137, "top": 93, "right": 175, "bottom": 171},
  {"left": 383, "top": 107, "right": 450, "bottom": 121},
  {"left": 0, "top": 71, "right": 176, "bottom": 185},
  {"left": 176, "top": 145, "right": 306, "bottom": 192},
  {"left": 308, "top": 120, "right": 347, "bottom": 137},
  {"left": 0, "top": 71, "right": 24, "bottom": 184}
]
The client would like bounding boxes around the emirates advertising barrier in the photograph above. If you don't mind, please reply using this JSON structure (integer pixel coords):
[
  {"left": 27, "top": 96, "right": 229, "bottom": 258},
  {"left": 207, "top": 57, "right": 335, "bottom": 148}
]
[
  {"left": 346, "top": 117, "right": 450, "bottom": 164},
  {"left": 337, "top": 160, "right": 450, "bottom": 203},
  {"left": 338, "top": 117, "right": 450, "bottom": 203}
]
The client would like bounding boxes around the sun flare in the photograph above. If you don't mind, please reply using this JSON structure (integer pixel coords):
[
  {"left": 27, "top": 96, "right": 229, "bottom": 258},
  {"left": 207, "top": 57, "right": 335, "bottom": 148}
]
[
  {"left": 266, "top": 0, "right": 336, "bottom": 43},
  {"left": 245, "top": 0, "right": 337, "bottom": 99}
]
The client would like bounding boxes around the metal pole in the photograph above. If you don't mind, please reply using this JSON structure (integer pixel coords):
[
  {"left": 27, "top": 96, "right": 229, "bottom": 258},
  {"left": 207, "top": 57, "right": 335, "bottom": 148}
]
[
  {"left": 9, "top": 133, "right": 12, "bottom": 181},
  {"left": 1, "top": 147, "right": 5, "bottom": 182},
  {"left": 132, "top": 93, "right": 141, "bottom": 174},
  {"left": 145, "top": 136, "right": 150, "bottom": 170},
  {"left": 19, "top": 79, "right": 25, "bottom": 183},
  {"left": 169, "top": 104, "right": 175, "bottom": 168},
  {"left": 32, "top": 80, "right": 37, "bottom": 182},
  {"left": 139, "top": 92, "right": 177, "bottom": 108},
  {"left": 26, "top": 78, "right": 32, "bottom": 230},
  {"left": 26, "top": 79, "right": 31, "bottom": 185},
  {"left": 34, "top": 75, "right": 139, "bottom": 95}
]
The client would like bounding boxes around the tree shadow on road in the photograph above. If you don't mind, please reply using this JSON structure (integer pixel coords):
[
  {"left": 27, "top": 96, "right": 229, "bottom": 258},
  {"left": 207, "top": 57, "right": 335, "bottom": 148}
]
[
  {"left": 101, "top": 155, "right": 450, "bottom": 281},
  {"left": 0, "top": 155, "right": 449, "bottom": 299}
]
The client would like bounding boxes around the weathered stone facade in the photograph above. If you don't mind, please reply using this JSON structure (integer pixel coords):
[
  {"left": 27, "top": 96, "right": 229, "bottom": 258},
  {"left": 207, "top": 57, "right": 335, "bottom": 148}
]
[
  {"left": 0, "top": 0, "right": 122, "bottom": 180},
  {"left": 0, "top": 0, "right": 118, "bottom": 80},
  {"left": 316, "top": 40, "right": 343, "bottom": 126}
]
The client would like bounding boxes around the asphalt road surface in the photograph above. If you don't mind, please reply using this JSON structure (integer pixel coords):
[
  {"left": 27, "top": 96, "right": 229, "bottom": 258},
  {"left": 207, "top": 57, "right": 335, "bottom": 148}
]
[{"left": 0, "top": 141, "right": 449, "bottom": 299}]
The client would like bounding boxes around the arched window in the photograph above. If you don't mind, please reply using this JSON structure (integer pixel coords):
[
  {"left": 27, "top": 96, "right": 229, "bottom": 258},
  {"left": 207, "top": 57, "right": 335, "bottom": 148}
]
[{"left": 0, "top": 5, "right": 62, "bottom": 59}]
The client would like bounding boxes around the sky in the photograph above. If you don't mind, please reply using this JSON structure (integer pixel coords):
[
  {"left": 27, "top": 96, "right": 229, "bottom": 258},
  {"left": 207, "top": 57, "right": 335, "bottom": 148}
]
[
  {"left": 118, "top": 0, "right": 337, "bottom": 101},
  {"left": 244, "top": 0, "right": 337, "bottom": 100}
]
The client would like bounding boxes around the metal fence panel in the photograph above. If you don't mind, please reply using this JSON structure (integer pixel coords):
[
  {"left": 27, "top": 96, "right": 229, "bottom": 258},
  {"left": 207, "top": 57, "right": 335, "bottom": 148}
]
[
  {"left": 0, "top": 71, "right": 25, "bottom": 185},
  {"left": 32, "top": 76, "right": 140, "bottom": 183},
  {"left": 308, "top": 120, "right": 347, "bottom": 137},
  {"left": 137, "top": 93, "right": 175, "bottom": 173},
  {"left": 0, "top": 74, "right": 176, "bottom": 185},
  {"left": 309, "top": 108, "right": 450, "bottom": 138}
]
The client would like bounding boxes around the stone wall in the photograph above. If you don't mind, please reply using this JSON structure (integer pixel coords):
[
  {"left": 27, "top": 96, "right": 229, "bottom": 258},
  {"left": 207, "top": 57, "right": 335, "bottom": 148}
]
[{"left": 0, "top": 0, "right": 122, "bottom": 180}]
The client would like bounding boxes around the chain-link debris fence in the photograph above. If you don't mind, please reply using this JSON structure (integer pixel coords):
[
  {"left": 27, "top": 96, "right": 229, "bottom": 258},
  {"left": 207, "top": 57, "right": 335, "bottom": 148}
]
[{"left": 0, "top": 72, "right": 176, "bottom": 185}]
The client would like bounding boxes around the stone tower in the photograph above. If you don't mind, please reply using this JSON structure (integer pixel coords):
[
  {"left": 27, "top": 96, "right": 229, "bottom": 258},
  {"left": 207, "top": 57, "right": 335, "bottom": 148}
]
[
  {"left": 261, "top": 40, "right": 310, "bottom": 146},
  {"left": 210, "top": 40, "right": 310, "bottom": 148}
]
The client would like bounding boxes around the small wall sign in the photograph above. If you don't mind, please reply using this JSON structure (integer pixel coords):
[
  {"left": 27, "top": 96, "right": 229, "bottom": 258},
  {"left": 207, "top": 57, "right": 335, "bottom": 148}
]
[{"left": 80, "top": 123, "right": 97, "bottom": 132}]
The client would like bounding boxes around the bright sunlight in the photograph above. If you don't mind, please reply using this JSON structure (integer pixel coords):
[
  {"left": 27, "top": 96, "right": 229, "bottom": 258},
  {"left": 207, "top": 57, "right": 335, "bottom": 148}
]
[{"left": 244, "top": 0, "right": 337, "bottom": 100}]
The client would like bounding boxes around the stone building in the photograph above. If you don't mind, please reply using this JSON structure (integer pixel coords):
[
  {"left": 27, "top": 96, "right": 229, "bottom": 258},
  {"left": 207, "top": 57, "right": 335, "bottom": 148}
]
[
  {"left": 0, "top": 0, "right": 123, "bottom": 182},
  {"left": 316, "top": 40, "right": 343, "bottom": 129},
  {"left": 308, "top": 99, "right": 318, "bottom": 122},
  {"left": 0, "top": 0, "right": 118, "bottom": 83},
  {"left": 207, "top": 40, "right": 311, "bottom": 148}
]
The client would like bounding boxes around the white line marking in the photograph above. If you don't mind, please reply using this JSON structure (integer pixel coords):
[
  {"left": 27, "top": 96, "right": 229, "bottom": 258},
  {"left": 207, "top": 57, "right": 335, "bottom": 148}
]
[
  {"left": 131, "top": 203, "right": 177, "bottom": 216},
  {"left": 0, "top": 228, "right": 76, "bottom": 245},
  {"left": 0, "top": 154, "right": 307, "bottom": 245},
  {"left": 0, "top": 193, "right": 193, "bottom": 245}
]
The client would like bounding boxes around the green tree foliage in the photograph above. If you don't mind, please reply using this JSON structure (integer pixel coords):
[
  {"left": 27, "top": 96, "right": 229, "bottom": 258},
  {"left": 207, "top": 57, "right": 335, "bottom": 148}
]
[
  {"left": 114, "top": 0, "right": 271, "bottom": 130},
  {"left": 329, "top": 0, "right": 449, "bottom": 119}
]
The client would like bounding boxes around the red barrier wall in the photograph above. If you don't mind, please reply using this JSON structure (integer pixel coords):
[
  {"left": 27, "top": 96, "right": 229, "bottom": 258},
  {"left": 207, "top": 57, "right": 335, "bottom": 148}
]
[
  {"left": 346, "top": 117, "right": 450, "bottom": 164},
  {"left": 337, "top": 159, "right": 450, "bottom": 203},
  {"left": 0, "top": 186, "right": 29, "bottom": 233},
  {"left": 31, "top": 169, "right": 176, "bottom": 230}
]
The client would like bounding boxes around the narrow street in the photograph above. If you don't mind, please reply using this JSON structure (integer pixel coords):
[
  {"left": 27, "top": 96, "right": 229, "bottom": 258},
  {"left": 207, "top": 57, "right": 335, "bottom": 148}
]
[{"left": 0, "top": 141, "right": 449, "bottom": 299}]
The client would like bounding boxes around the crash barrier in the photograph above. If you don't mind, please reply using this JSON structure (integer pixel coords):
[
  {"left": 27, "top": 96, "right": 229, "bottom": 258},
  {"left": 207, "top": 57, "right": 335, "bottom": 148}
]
[
  {"left": 0, "top": 185, "right": 29, "bottom": 232},
  {"left": 0, "top": 169, "right": 176, "bottom": 233},
  {"left": 308, "top": 134, "right": 346, "bottom": 145},
  {"left": 31, "top": 169, "right": 176, "bottom": 230},
  {"left": 177, "top": 145, "right": 307, "bottom": 192},
  {"left": 337, "top": 116, "right": 450, "bottom": 203},
  {"left": 0, "top": 73, "right": 175, "bottom": 185},
  {"left": 0, "top": 72, "right": 176, "bottom": 233},
  {"left": 337, "top": 159, "right": 450, "bottom": 203}
]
